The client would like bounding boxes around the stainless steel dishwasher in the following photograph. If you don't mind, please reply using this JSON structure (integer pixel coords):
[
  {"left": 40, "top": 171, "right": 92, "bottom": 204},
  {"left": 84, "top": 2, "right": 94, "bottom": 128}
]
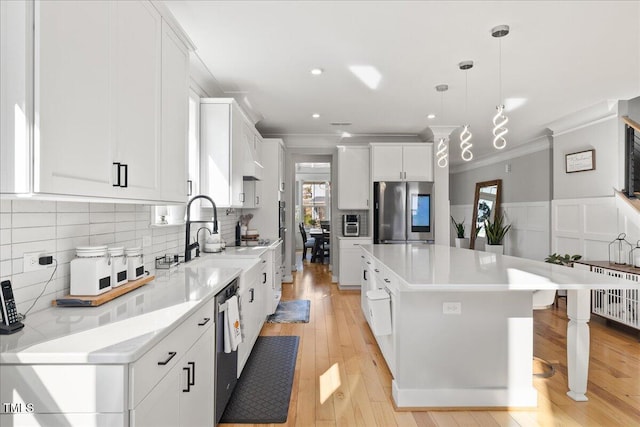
[{"left": 215, "top": 278, "right": 239, "bottom": 424}]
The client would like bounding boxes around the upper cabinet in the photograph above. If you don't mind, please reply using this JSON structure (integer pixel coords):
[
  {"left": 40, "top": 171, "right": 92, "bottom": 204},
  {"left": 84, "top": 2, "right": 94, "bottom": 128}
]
[
  {"left": 0, "top": 0, "right": 191, "bottom": 203},
  {"left": 370, "top": 143, "right": 433, "bottom": 182},
  {"left": 243, "top": 124, "right": 263, "bottom": 181},
  {"left": 200, "top": 99, "right": 245, "bottom": 208},
  {"left": 337, "top": 146, "right": 370, "bottom": 209}
]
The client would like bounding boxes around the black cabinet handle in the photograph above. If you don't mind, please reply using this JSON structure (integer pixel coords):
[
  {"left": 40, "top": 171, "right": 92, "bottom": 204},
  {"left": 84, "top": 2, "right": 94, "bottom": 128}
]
[
  {"left": 361, "top": 255, "right": 364, "bottom": 258},
  {"left": 113, "top": 162, "right": 121, "bottom": 187},
  {"left": 188, "top": 361, "right": 195, "bottom": 386},
  {"left": 262, "top": 272, "right": 267, "bottom": 284},
  {"left": 187, "top": 180, "right": 193, "bottom": 196},
  {"left": 249, "top": 288, "right": 255, "bottom": 303},
  {"left": 198, "top": 317, "right": 211, "bottom": 326},
  {"left": 384, "top": 278, "right": 390, "bottom": 283},
  {"left": 367, "top": 261, "right": 371, "bottom": 265},
  {"left": 363, "top": 270, "right": 367, "bottom": 281},
  {"left": 374, "top": 269, "right": 380, "bottom": 273},
  {"left": 120, "top": 163, "right": 128, "bottom": 188},
  {"left": 158, "top": 351, "right": 177, "bottom": 365},
  {"left": 182, "top": 367, "right": 191, "bottom": 392}
]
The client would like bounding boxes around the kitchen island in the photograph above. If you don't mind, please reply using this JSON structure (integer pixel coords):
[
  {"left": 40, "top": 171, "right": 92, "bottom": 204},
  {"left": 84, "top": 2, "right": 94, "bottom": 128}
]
[{"left": 360, "top": 244, "right": 638, "bottom": 409}]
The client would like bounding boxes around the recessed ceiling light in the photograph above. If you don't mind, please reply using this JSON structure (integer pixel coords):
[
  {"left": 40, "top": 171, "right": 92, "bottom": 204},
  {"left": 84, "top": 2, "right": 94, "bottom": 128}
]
[
  {"left": 427, "top": 114, "right": 436, "bottom": 119},
  {"left": 312, "top": 113, "right": 320, "bottom": 119},
  {"left": 310, "top": 68, "right": 324, "bottom": 75}
]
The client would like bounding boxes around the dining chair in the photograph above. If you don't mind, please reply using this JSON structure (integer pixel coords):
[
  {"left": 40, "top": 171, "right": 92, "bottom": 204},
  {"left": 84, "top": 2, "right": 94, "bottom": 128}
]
[{"left": 299, "top": 223, "right": 315, "bottom": 261}]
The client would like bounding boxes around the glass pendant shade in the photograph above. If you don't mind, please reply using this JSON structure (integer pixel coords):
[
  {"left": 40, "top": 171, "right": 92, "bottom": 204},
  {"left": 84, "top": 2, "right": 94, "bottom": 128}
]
[{"left": 609, "top": 233, "right": 632, "bottom": 265}]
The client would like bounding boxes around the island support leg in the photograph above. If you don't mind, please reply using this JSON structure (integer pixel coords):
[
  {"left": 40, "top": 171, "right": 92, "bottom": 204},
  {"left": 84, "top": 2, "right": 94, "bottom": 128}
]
[{"left": 566, "top": 289, "right": 590, "bottom": 401}]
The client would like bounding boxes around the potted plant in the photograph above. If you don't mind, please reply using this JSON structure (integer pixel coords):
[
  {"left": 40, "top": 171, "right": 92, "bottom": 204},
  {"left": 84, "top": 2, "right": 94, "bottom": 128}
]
[
  {"left": 450, "top": 216, "right": 469, "bottom": 249},
  {"left": 484, "top": 213, "right": 511, "bottom": 254},
  {"left": 544, "top": 253, "right": 582, "bottom": 267}
]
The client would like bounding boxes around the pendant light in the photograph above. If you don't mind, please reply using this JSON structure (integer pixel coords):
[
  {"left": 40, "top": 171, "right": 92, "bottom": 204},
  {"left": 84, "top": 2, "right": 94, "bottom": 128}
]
[
  {"left": 491, "top": 24, "right": 510, "bottom": 150},
  {"left": 435, "top": 84, "right": 449, "bottom": 168},
  {"left": 459, "top": 61, "right": 473, "bottom": 162}
]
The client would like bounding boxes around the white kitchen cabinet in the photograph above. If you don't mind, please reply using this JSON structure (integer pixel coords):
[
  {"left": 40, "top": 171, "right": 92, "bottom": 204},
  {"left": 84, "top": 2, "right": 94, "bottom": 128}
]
[
  {"left": 160, "top": 20, "right": 189, "bottom": 203},
  {"left": 200, "top": 99, "right": 250, "bottom": 208},
  {"left": 242, "top": 124, "right": 264, "bottom": 181},
  {"left": 236, "top": 256, "right": 267, "bottom": 375},
  {"left": 370, "top": 143, "right": 433, "bottom": 182},
  {"left": 242, "top": 179, "right": 262, "bottom": 209},
  {"left": 337, "top": 146, "right": 370, "bottom": 209},
  {"left": 339, "top": 238, "right": 372, "bottom": 288},
  {"left": 131, "top": 317, "right": 214, "bottom": 427},
  {"left": 250, "top": 138, "right": 285, "bottom": 238},
  {"left": 1, "top": 0, "right": 190, "bottom": 203}
]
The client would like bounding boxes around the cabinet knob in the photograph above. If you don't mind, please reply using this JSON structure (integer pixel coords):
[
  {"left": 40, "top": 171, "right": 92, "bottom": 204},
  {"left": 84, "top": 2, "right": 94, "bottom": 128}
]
[{"left": 158, "top": 351, "right": 177, "bottom": 366}]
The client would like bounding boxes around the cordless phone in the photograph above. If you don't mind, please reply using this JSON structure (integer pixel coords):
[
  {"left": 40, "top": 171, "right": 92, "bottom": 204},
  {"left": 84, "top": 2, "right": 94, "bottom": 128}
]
[{"left": 0, "top": 280, "right": 24, "bottom": 334}]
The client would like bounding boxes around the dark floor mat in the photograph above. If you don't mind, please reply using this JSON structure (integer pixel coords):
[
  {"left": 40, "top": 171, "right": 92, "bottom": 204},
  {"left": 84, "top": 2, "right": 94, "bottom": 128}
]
[
  {"left": 220, "top": 336, "right": 299, "bottom": 424},
  {"left": 267, "top": 299, "right": 310, "bottom": 323}
]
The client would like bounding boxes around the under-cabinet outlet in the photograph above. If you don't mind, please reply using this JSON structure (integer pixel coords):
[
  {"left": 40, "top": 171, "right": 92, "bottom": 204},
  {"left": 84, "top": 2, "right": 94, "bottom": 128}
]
[
  {"left": 23, "top": 252, "right": 54, "bottom": 272},
  {"left": 443, "top": 302, "right": 462, "bottom": 315}
]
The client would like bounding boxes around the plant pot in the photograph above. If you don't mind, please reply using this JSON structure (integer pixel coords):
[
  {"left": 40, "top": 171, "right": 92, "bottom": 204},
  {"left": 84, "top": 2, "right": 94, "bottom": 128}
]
[
  {"left": 484, "top": 244, "right": 504, "bottom": 254},
  {"left": 455, "top": 238, "right": 470, "bottom": 249}
]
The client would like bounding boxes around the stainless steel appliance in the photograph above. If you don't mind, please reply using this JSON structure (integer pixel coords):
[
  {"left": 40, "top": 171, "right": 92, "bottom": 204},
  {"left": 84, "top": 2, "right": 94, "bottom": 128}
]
[
  {"left": 278, "top": 200, "right": 286, "bottom": 260},
  {"left": 373, "top": 181, "right": 434, "bottom": 243},
  {"left": 342, "top": 214, "right": 360, "bottom": 237},
  {"left": 215, "top": 278, "right": 239, "bottom": 423}
]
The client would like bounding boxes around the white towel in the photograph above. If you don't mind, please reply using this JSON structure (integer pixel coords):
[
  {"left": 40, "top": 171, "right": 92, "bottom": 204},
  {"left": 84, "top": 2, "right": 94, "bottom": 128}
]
[{"left": 224, "top": 295, "right": 242, "bottom": 353}]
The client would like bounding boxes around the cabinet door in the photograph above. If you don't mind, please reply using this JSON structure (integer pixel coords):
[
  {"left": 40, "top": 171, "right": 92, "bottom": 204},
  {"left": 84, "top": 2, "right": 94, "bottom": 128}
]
[
  {"left": 113, "top": 0, "right": 162, "bottom": 200},
  {"left": 403, "top": 144, "right": 433, "bottom": 181},
  {"left": 371, "top": 145, "right": 403, "bottom": 181},
  {"left": 237, "top": 286, "right": 259, "bottom": 374},
  {"left": 339, "top": 247, "right": 363, "bottom": 286},
  {"left": 180, "top": 329, "right": 214, "bottom": 427},
  {"left": 160, "top": 21, "right": 189, "bottom": 203},
  {"left": 278, "top": 142, "right": 285, "bottom": 192},
  {"left": 230, "top": 104, "right": 245, "bottom": 207},
  {"left": 130, "top": 364, "right": 180, "bottom": 427},
  {"left": 338, "top": 147, "right": 370, "bottom": 209},
  {"left": 35, "top": 0, "right": 115, "bottom": 196},
  {"left": 242, "top": 179, "right": 262, "bottom": 209},
  {"left": 200, "top": 102, "right": 232, "bottom": 206}
]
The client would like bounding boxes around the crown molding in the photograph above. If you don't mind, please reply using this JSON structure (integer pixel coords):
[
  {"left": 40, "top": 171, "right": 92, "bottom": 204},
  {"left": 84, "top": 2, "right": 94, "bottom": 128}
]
[
  {"left": 546, "top": 99, "right": 619, "bottom": 135},
  {"left": 450, "top": 135, "right": 551, "bottom": 174}
]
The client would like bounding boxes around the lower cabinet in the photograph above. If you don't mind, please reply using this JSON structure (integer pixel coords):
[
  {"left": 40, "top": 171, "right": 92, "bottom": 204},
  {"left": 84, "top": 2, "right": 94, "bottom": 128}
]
[
  {"left": 131, "top": 327, "right": 214, "bottom": 427},
  {"left": 237, "top": 261, "right": 266, "bottom": 376},
  {"left": 339, "top": 238, "right": 372, "bottom": 289}
]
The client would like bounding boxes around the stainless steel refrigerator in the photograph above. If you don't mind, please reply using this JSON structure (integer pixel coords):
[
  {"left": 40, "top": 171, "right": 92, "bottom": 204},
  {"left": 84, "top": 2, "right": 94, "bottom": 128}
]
[{"left": 373, "top": 181, "right": 434, "bottom": 243}]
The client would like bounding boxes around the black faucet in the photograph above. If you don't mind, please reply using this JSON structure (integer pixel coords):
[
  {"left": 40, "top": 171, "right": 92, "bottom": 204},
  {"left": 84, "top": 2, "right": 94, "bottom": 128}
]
[{"left": 185, "top": 195, "right": 218, "bottom": 262}]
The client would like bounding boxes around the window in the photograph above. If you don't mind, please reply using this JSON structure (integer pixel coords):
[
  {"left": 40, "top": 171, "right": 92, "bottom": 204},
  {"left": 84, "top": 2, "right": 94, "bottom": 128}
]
[{"left": 302, "top": 181, "right": 330, "bottom": 226}]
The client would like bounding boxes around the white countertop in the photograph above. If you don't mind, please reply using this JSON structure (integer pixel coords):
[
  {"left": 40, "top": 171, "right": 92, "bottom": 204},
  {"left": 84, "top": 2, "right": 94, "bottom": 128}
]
[
  {"left": 361, "top": 244, "right": 639, "bottom": 292},
  {"left": 0, "top": 255, "right": 242, "bottom": 365},
  {"left": 203, "top": 238, "right": 282, "bottom": 258}
]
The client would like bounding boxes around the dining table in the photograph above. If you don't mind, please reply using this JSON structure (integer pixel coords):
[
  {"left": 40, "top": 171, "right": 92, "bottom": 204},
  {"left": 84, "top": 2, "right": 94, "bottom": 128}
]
[{"left": 309, "top": 228, "right": 330, "bottom": 263}]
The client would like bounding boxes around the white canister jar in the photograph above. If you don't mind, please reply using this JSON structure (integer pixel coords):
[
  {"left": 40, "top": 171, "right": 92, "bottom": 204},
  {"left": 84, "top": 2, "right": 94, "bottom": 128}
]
[
  {"left": 126, "top": 247, "right": 145, "bottom": 281},
  {"left": 108, "top": 247, "right": 128, "bottom": 287},
  {"left": 71, "top": 246, "right": 112, "bottom": 296}
]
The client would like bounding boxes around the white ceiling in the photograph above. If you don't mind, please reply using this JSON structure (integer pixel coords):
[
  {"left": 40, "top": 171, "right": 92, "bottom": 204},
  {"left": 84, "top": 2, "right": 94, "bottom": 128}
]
[{"left": 165, "top": 0, "right": 640, "bottom": 164}]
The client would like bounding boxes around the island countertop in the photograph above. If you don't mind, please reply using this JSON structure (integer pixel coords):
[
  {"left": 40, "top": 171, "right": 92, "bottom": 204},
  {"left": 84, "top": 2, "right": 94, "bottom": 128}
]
[
  {"left": 0, "top": 255, "right": 241, "bottom": 365},
  {"left": 360, "top": 243, "right": 638, "bottom": 291}
]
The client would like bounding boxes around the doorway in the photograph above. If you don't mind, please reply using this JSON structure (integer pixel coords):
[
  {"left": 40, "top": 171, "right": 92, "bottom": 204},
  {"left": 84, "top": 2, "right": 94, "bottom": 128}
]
[{"left": 294, "top": 162, "right": 331, "bottom": 268}]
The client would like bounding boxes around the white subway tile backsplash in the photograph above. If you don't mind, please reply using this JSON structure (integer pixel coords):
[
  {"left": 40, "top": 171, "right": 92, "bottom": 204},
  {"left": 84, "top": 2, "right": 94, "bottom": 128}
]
[
  {"left": 57, "top": 224, "right": 90, "bottom": 239},
  {"left": 12, "top": 226, "right": 56, "bottom": 244},
  {"left": 56, "top": 201, "right": 89, "bottom": 212},
  {"left": 57, "top": 212, "right": 90, "bottom": 226},
  {"left": 90, "top": 222, "right": 115, "bottom": 235},
  {"left": 0, "top": 199, "right": 11, "bottom": 213},
  {"left": 115, "top": 221, "right": 136, "bottom": 232},
  {"left": 0, "top": 212, "right": 13, "bottom": 229},
  {"left": 56, "top": 236, "right": 90, "bottom": 252},
  {"left": 12, "top": 212, "right": 56, "bottom": 228},
  {"left": 90, "top": 212, "right": 116, "bottom": 224},
  {"left": 12, "top": 200, "right": 56, "bottom": 213},
  {"left": 90, "top": 203, "right": 116, "bottom": 213},
  {"left": 90, "top": 233, "right": 115, "bottom": 246},
  {"left": 0, "top": 229, "right": 11, "bottom": 244},
  {"left": 11, "top": 239, "right": 57, "bottom": 259},
  {"left": 1, "top": 199, "right": 239, "bottom": 316}
]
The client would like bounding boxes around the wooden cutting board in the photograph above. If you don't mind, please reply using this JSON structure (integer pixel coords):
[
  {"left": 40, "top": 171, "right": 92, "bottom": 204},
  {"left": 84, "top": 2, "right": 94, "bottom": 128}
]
[{"left": 53, "top": 274, "right": 155, "bottom": 307}]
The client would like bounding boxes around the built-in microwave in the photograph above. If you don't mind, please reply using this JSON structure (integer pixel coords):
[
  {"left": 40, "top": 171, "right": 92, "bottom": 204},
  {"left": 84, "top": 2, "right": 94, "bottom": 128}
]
[{"left": 343, "top": 214, "right": 360, "bottom": 237}]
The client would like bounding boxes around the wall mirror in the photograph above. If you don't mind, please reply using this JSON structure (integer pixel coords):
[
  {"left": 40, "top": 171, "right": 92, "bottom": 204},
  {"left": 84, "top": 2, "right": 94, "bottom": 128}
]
[{"left": 470, "top": 179, "right": 502, "bottom": 249}]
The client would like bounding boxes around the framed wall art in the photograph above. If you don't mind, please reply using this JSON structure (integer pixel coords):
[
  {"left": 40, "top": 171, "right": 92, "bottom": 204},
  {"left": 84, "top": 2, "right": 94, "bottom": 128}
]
[{"left": 565, "top": 149, "right": 595, "bottom": 173}]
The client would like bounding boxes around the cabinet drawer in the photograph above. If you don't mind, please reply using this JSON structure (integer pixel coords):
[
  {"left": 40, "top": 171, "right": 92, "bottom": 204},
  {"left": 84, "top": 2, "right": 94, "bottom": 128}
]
[
  {"left": 130, "top": 299, "right": 214, "bottom": 408},
  {"left": 339, "top": 239, "right": 371, "bottom": 249}
]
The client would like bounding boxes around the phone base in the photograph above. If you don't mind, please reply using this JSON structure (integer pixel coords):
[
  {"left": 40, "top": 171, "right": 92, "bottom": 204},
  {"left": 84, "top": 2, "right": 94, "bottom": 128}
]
[{"left": 0, "top": 321, "right": 24, "bottom": 334}]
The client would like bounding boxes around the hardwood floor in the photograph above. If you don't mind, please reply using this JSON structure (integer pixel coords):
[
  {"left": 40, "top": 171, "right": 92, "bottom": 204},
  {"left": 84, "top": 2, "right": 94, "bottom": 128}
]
[{"left": 222, "top": 261, "right": 640, "bottom": 427}]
